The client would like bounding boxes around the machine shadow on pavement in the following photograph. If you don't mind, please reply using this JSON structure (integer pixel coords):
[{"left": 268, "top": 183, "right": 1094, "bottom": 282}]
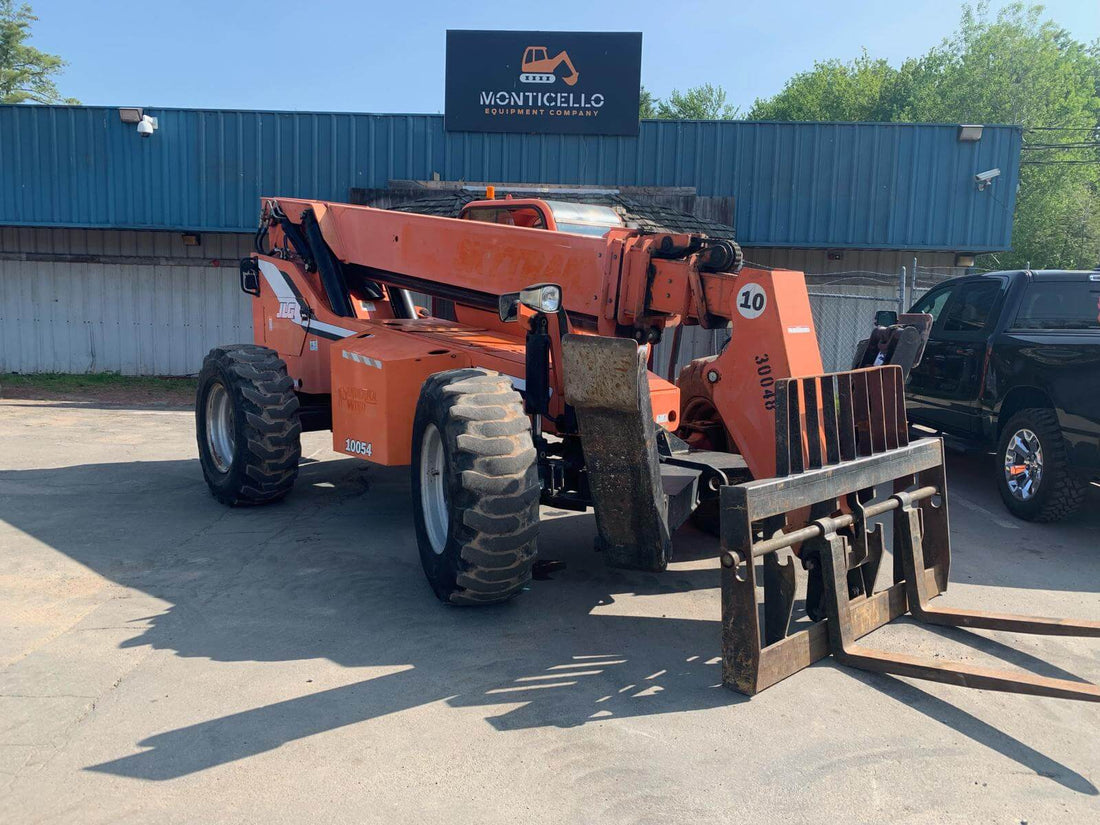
[{"left": 0, "top": 450, "right": 1096, "bottom": 789}]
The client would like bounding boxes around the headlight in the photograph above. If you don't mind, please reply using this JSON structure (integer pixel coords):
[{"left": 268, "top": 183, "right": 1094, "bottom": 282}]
[{"left": 519, "top": 283, "right": 562, "bottom": 314}]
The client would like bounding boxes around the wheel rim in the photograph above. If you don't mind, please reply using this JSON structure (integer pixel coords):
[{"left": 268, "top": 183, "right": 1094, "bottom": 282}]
[
  {"left": 1004, "top": 427, "right": 1043, "bottom": 501},
  {"left": 420, "top": 423, "right": 449, "bottom": 554},
  {"left": 205, "top": 382, "right": 236, "bottom": 474}
]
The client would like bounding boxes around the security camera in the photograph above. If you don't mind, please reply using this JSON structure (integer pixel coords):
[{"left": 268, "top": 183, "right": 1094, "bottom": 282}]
[
  {"left": 136, "top": 115, "right": 158, "bottom": 138},
  {"left": 974, "top": 168, "right": 1000, "bottom": 189}
]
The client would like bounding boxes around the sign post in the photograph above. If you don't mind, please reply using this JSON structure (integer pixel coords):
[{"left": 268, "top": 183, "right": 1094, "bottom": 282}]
[{"left": 445, "top": 30, "right": 642, "bottom": 136}]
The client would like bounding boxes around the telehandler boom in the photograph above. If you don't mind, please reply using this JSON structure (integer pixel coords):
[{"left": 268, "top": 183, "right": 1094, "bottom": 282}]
[{"left": 196, "top": 195, "right": 1099, "bottom": 700}]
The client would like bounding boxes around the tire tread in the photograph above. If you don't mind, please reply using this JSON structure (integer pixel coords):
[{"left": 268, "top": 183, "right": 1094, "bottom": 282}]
[
  {"left": 416, "top": 368, "right": 539, "bottom": 604},
  {"left": 197, "top": 344, "right": 301, "bottom": 506}
]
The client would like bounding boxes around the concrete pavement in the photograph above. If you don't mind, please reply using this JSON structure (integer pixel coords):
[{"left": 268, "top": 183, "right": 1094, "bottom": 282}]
[{"left": 1, "top": 399, "right": 1098, "bottom": 824}]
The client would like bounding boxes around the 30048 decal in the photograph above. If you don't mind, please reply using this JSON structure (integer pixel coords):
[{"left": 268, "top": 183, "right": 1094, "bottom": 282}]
[
  {"left": 755, "top": 354, "right": 776, "bottom": 410},
  {"left": 344, "top": 438, "right": 373, "bottom": 457}
]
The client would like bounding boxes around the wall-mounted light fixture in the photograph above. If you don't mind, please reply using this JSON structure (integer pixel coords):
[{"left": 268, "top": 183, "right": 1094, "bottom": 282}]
[
  {"left": 958, "top": 124, "right": 984, "bottom": 142},
  {"left": 955, "top": 253, "right": 976, "bottom": 268},
  {"left": 181, "top": 233, "right": 202, "bottom": 247}
]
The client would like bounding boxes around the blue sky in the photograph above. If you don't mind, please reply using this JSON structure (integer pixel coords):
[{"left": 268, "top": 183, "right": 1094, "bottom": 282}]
[{"left": 30, "top": 0, "right": 1100, "bottom": 113}]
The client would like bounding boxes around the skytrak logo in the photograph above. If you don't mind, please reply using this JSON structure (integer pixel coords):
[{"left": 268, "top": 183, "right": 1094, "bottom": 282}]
[
  {"left": 479, "top": 45, "right": 605, "bottom": 120},
  {"left": 338, "top": 386, "right": 377, "bottom": 412}
]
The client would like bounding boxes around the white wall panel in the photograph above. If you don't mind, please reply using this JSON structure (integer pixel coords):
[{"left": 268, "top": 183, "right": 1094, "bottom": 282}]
[{"left": 0, "top": 228, "right": 253, "bottom": 375}]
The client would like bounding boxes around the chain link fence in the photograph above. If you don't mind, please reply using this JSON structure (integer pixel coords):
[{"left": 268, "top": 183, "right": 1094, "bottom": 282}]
[
  {"left": 804, "top": 269, "right": 907, "bottom": 372},
  {"left": 807, "top": 288, "right": 899, "bottom": 372},
  {"left": 806, "top": 266, "right": 965, "bottom": 370},
  {"left": 653, "top": 264, "right": 972, "bottom": 378}
]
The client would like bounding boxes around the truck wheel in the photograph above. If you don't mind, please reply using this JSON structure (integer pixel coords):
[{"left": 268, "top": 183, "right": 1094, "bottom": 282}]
[
  {"left": 196, "top": 345, "right": 302, "bottom": 506},
  {"left": 411, "top": 369, "right": 539, "bottom": 605},
  {"left": 996, "top": 408, "right": 1086, "bottom": 522}
]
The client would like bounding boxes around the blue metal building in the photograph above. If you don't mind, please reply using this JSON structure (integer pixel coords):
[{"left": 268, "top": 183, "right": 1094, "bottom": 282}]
[
  {"left": 0, "top": 105, "right": 1020, "bottom": 251},
  {"left": 0, "top": 105, "right": 1023, "bottom": 374}
]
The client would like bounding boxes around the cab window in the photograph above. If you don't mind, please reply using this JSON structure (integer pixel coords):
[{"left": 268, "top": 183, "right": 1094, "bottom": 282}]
[
  {"left": 911, "top": 286, "right": 953, "bottom": 326},
  {"left": 462, "top": 206, "right": 546, "bottom": 229},
  {"left": 940, "top": 280, "right": 1002, "bottom": 333}
]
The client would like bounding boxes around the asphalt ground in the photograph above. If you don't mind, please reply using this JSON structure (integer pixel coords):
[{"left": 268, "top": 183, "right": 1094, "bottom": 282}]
[{"left": 1, "top": 399, "right": 1097, "bottom": 824}]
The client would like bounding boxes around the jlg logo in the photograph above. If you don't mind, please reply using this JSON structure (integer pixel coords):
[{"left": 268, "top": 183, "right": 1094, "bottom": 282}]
[{"left": 275, "top": 301, "right": 299, "bottom": 321}]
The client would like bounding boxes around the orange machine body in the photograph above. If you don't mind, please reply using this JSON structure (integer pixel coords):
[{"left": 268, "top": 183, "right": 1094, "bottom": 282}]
[
  {"left": 253, "top": 197, "right": 821, "bottom": 475},
  {"left": 252, "top": 245, "right": 678, "bottom": 466}
]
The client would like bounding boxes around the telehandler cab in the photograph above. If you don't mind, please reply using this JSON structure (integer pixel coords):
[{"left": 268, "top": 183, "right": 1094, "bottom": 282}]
[{"left": 196, "top": 195, "right": 1099, "bottom": 700}]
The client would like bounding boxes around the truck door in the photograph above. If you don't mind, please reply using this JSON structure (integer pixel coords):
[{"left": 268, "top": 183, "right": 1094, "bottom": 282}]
[{"left": 907, "top": 278, "right": 1005, "bottom": 435}]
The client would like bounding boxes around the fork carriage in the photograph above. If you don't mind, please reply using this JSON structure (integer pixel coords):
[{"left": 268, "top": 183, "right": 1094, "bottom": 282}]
[{"left": 718, "top": 373, "right": 1100, "bottom": 700}]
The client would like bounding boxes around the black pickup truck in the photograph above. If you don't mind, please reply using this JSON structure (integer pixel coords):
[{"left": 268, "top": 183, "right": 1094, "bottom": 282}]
[{"left": 904, "top": 269, "right": 1100, "bottom": 522}]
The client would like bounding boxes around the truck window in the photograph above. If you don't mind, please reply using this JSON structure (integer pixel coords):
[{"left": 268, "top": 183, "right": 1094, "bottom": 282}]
[
  {"left": 941, "top": 280, "right": 1001, "bottom": 333},
  {"left": 1012, "top": 282, "right": 1100, "bottom": 330},
  {"left": 910, "top": 286, "right": 953, "bottom": 324}
]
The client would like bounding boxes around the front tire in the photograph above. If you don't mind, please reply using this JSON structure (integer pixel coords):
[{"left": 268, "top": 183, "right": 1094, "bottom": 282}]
[
  {"left": 196, "top": 345, "right": 302, "bottom": 506},
  {"left": 411, "top": 369, "right": 539, "bottom": 605},
  {"left": 996, "top": 408, "right": 1086, "bottom": 522}
]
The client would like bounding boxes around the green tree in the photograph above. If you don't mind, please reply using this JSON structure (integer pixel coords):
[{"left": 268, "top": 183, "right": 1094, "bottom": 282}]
[
  {"left": 657, "top": 83, "right": 739, "bottom": 119},
  {"left": 0, "top": 1, "right": 76, "bottom": 104},
  {"left": 749, "top": 50, "right": 916, "bottom": 122},
  {"left": 750, "top": 3, "right": 1100, "bottom": 269},
  {"left": 639, "top": 86, "right": 658, "bottom": 119}
]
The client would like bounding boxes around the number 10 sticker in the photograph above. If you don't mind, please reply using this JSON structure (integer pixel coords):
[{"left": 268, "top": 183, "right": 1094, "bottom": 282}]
[{"left": 737, "top": 283, "right": 767, "bottom": 319}]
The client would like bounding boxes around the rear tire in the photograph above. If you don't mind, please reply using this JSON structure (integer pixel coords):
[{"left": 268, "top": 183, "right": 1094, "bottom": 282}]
[
  {"left": 996, "top": 408, "right": 1086, "bottom": 522},
  {"left": 196, "top": 345, "right": 301, "bottom": 506},
  {"left": 411, "top": 369, "right": 540, "bottom": 605}
]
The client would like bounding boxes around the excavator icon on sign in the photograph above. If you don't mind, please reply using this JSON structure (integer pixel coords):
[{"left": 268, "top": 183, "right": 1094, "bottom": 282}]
[{"left": 519, "top": 46, "right": 579, "bottom": 86}]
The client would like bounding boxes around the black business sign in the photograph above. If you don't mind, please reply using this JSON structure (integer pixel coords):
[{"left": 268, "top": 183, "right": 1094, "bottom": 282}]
[{"left": 445, "top": 30, "right": 642, "bottom": 136}]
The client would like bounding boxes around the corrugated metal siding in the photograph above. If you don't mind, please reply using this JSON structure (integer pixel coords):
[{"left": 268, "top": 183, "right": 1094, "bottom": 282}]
[
  {"left": 0, "top": 228, "right": 252, "bottom": 375},
  {"left": 0, "top": 106, "right": 1021, "bottom": 250},
  {"left": 0, "top": 227, "right": 962, "bottom": 376}
]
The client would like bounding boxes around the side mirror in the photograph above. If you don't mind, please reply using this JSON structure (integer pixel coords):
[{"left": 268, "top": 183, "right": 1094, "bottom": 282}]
[
  {"left": 239, "top": 258, "right": 261, "bottom": 297},
  {"left": 498, "top": 292, "right": 520, "bottom": 323},
  {"left": 874, "top": 309, "right": 898, "bottom": 327}
]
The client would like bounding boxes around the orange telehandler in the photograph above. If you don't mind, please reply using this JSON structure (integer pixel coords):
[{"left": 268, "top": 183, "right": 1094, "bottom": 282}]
[{"left": 196, "top": 194, "right": 1099, "bottom": 700}]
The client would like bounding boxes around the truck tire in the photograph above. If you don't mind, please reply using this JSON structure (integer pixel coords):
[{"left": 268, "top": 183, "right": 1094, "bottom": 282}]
[
  {"left": 196, "top": 345, "right": 301, "bottom": 506},
  {"left": 411, "top": 368, "right": 539, "bottom": 605},
  {"left": 996, "top": 408, "right": 1086, "bottom": 522}
]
